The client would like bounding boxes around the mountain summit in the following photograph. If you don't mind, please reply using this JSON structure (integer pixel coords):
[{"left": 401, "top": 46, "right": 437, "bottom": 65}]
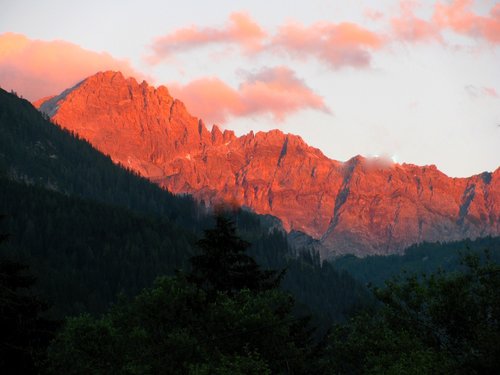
[{"left": 35, "top": 71, "right": 500, "bottom": 257}]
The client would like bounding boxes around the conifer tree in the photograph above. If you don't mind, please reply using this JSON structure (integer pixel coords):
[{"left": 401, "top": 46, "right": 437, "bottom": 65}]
[
  {"left": 188, "top": 214, "right": 284, "bottom": 295},
  {"left": 0, "top": 215, "right": 57, "bottom": 374}
]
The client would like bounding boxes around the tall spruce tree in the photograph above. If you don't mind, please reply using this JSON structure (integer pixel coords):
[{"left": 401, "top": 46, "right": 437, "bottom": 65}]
[
  {"left": 46, "top": 215, "right": 324, "bottom": 374},
  {"left": 188, "top": 215, "right": 284, "bottom": 295}
]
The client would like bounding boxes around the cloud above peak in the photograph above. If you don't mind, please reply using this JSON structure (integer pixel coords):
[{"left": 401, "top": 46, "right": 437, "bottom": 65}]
[
  {"left": 391, "top": 1, "right": 442, "bottom": 42},
  {"left": 148, "top": 12, "right": 266, "bottom": 63},
  {"left": 148, "top": 13, "right": 383, "bottom": 69},
  {"left": 169, "top": 66, "right": 330, "bottom": 125},
  {"left": 0, "top": 33, "right": 144, "bottom": 101},
  {"left": 434, "top": 0, "right": 500, "bottom": 43},
  {"left": 148, "top": 2, "right": 500, "bottom": 69},
  {"left": 270, "top": 21, "right": 383, "bottom": 68},
  {"left": 391, "top": 0, "right": 500, "bottom": 43}
]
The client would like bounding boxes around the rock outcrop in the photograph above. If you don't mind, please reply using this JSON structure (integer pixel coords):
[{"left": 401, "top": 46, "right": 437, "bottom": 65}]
[{"left": 35, "top": 71, "right": 500, "bottom": 257}]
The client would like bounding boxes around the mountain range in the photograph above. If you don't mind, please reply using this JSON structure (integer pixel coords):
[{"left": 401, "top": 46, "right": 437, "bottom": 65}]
[
  {"left": 35, "top": 71, "right": 500, "bottom": 257},
  {"left": 1, "top": 87, "right": 372, "bottom": 320}
]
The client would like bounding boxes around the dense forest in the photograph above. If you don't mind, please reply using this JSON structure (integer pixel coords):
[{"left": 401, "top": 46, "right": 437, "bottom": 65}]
[
  {"left": 0, "top": 88, "right": 368, "bottom": 321},
  {"left": 2, "top": 215, "right": 498, "bottom": 374},
  {"left": 332, "top": 236, "right": 500, "bottom": 286},
  {"left": 0, "top": 88, "right": 202, "bottom": 228},
  {"left": 1, "top": 89, "right": 499, "bottom": 374}
]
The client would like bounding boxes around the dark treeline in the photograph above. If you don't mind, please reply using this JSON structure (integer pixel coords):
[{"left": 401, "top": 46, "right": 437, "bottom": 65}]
[
  {"left": 0, "top": 177, "right": 195, "bottom": 316},
  {"left": 332, "top": 236, "right": 500, "bottom": 286},
  {"left": 0, "top": 216, "right": 333, "bottom": 374},
  {"left": 324, "top": 253, "right": 500, "bottom": 374},
  {"left": 0, "top": 176, "right": 369, "bottom": 321},
  {"left": 3, "top": 213, "right": 498, "bottom": 374}
]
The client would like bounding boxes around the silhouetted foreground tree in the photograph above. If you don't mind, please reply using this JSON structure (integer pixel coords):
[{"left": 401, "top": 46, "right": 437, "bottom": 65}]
[
  {"left": 44, "top": 219, "right": 500, "bottom": 374},
  {"left": 0, "top": 217, "right": 57, "bottom": 374},
  {"left": 189, "top": 215, "right": 284, "bottom": 296},
  {"left": 46, "top": 216, "right": 322, "bottom": 374},
  {"left": 324, "top": 253, "right": 500, "bottom": 374},
  {"left": 48, "top": 277, "right": 318, "bottom": 374}
]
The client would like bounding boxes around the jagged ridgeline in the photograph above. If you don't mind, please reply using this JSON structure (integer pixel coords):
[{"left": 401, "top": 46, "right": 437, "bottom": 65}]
[
  {"left": 0, "top": 89, "right": 369, "bottom": 320},
  {"left": 35, "top": 72, "right": 500, "bottom": 258}
]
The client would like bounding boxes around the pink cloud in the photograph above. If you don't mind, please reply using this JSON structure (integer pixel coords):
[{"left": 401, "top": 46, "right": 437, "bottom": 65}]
[
  {"left": 433, "top": 0, "right": 500, "bottom": 43},
  {"left": 390, "top": 1, "right": 500, "bottom": 44},
  {"left": 465, "top": 84, "right": 499, "bottom": 99},
  {"left": 482, "top": 87, "right": 498, "bottom": 98},
  {"left": 169, "top": 67, "right": 330, "bottom": 125},
  {"left": 270, "top": 21, "right": 383, "bottom": 68},
  {"left": 364, "top": 9, "right": 385, "bottom": 21},
  {"left": 0, "top": 33, "right": 145, "bottom": 101},
  {"left": 169, "top": 78, "right": 244, "bottom": 125},
  {"left": 148, "top": 13, "right": 383, "bottom": 69},
  {"left": 391, "top": 1, "right": 442, "bottom": 42},
  {"left": 149, "top": 12, "right": 266, "bottom": 63}
]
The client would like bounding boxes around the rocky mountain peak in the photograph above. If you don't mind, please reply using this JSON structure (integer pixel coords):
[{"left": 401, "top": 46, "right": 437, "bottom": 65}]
[{"left": 34, "top": 72, "right": 500, "bottom": 257}]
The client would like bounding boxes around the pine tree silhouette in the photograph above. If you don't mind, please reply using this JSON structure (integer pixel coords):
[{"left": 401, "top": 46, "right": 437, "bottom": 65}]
[
  {"left": 0, "top": 215, "right": 57, "bottom": 374},
  {"left": 188, "top": 215, "right": 284, "bottom": 295}
]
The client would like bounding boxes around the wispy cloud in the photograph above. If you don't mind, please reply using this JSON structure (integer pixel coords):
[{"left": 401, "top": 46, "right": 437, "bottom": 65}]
[
  {"left": 364, "top": 8, "right": 385, "bottom": 21},
  {"left": 391, "top": 1, "right": 442, "bottom": 42},
  {"left": 482, "top": 87, "right": 498, "bottom": 98},
  {"left": 269, "top": 21, "right": 383, "bottom": 68},
  {"left": 148, "top": 13, "right": 383, "bottom": 69},
  {"left": 434, "top": 0, "right": 500, "bottom": 44},
  {"left": 465, "top": 84, "right": 498, "bottom": 99},
  {"left": 0, "top": 33, "right": 145, "bottom": 101},
  {"left": 391, "top": 0, "right": 500, "bottom": 44},
  {"left": 148, "top": 12, "right": 266, "bottom": 63},
  {"left": 147, "top": 2, "right": 499, "bottom": 69},
  {"left": 168, "top": 66, "right": 330, "bottom": 125}
]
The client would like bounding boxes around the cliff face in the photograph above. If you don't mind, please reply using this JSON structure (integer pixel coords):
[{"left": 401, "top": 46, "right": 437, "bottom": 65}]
[{"left": 36, "top": 71, "right": 500, "bottom": 257}]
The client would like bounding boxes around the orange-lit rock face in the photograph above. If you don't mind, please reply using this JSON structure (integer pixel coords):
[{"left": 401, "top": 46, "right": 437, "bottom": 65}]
[{"left": 36, "top": 71, "right": 500, "bottom": 257}]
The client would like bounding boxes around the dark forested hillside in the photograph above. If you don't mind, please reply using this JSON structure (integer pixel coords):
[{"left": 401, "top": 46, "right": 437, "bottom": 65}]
[
  {"left": 0, "top": 88, "right": 202, "bottom": 230},
  {"left": 332, "top": 236, "right": 500, "bottom": 286},
  {"left": 0, "top": 89, "right": 369, "bottom": 321},
  {"left": 0, "top": 177, "right": 196, "bottom": 316}
]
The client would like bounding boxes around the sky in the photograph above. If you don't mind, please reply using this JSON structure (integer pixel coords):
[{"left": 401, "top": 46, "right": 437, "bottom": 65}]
[{"left": 0, "top": 0, "right": 499, "bottom": 177}]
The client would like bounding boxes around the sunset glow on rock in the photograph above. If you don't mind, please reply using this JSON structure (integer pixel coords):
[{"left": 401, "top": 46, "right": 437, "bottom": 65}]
[
  {"left": 1, "top": 2, "right": 499, "bottom": 372},
  {"left": 35, "top": 71, "right": 500, "bottom": 256}
]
